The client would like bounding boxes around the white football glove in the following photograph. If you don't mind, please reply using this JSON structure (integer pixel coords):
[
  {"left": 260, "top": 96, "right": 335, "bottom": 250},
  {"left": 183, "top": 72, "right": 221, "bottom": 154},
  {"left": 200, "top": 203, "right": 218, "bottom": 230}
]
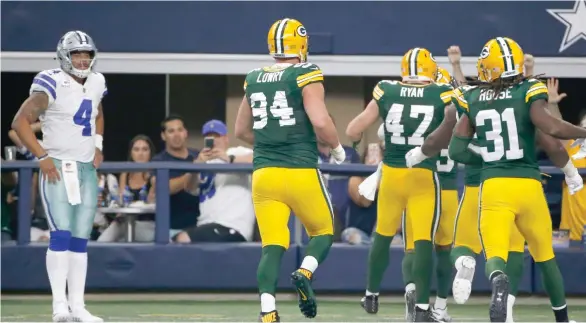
[
  {"left": 358, "top": 162, "right": 382, "bottom": 201},
  {"left": 331, "top": 144, "right": 346, "bottom": 164},
  {"left": 562, "top": 161, "right": 584, "bottom": 195},
  {"left": 405, "top": 146, "right": 428, "bottom": 168}
]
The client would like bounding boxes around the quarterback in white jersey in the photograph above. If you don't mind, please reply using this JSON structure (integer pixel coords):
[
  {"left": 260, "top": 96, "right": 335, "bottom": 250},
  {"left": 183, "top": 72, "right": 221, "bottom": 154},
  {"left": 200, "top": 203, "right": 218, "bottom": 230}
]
[{"left": 12, "top": 30, "right": 105, "bottom": 323}]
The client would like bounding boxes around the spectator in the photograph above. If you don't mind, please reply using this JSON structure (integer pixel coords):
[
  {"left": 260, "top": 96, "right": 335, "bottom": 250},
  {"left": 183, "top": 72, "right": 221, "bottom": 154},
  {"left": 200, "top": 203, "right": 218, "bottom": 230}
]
[
  {"left": 341, "top": 141, "right": 383, "bottom": 245},
  {"left": 1, "top": 159, "right": 16, "bottom": 243},
  {"left": 98, "top": 135, "right": 157, "bottom": 242},
  {"left": 151, "top": 115, "right": 200, "bottom": 240},
  {"left": 175, "top": 120, "right": 255, "bottom": 243}
]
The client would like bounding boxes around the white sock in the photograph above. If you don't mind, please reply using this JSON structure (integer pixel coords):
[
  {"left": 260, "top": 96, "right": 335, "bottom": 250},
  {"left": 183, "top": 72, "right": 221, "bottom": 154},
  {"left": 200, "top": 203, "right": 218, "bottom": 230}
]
[
  {"left": 300, "top": 256, "right": 318, "bottom": 273},
  {"left": 260, "top": 293, "right": 276, "bottom": 312},
  {"left": 46, "top": 250, "right": 69, "bottom": 311},
  {"left": 67, "top": 251, "right": 88, "bottom": 311},
  {"left": 435, "top": 297, "right": 447, "bottom": 310},
  {"left": 416, "top": 304, "right": 429, "bottom": 311},
  {"left": 365, "top": 290, "right": 379, "bottom": 296},
  {"left": 405, "top": 283, "right": 416, "bottom": 293},
  {"left": 506, "top": 294, "right": 516, "bottom": 322}
]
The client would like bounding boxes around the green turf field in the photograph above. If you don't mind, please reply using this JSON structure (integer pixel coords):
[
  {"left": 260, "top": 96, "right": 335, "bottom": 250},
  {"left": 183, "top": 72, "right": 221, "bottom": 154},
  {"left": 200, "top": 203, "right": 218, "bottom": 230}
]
[{"left": 2, "top": 294, "right": 585, "bottom": 322}]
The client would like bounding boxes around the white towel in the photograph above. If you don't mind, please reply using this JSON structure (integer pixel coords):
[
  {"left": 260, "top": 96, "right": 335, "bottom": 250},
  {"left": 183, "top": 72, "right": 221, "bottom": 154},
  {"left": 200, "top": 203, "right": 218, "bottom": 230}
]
[
  {"left": 61, "top": 161, "right": 81, "bottom": 205},
  {"left": 358, "top": 162, "right": 382, "bottom": 201}
]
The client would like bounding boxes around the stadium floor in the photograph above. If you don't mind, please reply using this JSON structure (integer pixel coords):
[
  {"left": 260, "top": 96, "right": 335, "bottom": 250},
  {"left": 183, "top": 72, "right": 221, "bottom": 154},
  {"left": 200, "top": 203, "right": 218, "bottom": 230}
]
[{"left": 2, "top": 293, "right": 586, "bottom": 322}]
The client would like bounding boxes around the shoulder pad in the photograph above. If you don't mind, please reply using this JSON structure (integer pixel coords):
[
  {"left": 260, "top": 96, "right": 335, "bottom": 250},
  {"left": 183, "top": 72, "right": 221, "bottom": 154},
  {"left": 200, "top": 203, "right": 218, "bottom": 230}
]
[{"left": 293, "top": 62, "right": 320, "bottom": 71}]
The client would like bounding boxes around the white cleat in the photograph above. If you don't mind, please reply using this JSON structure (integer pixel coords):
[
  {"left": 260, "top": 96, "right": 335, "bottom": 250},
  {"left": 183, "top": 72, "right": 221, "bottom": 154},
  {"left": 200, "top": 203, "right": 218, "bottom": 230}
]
[
  {"left": 452, "top": 256, "right": 476, "bottom": 304},
  {"left": 70, "top": 308, "right": 103, "bottom": 323},
  {"left": 432, "top": 306, "right": 452, "bottom": 322},
  {"left": 52, "top": 302, "right": 70, "bottom": 322}
]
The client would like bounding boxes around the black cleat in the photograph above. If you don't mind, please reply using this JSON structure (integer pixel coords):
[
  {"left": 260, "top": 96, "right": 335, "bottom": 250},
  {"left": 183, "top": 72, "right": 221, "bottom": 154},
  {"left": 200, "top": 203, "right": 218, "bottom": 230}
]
[
  {"left": 489, "top": 273, "right": 509, "bottom": 322},
  {"left": 259, "top": 310, "right": 280, "bottom": 322},
  {"left": 291, "top": 270, "right": 317, "bottom": 318},
  {"left": 360, "top": 295, "right": 379, "bottom": 314},
  {"left": 415, "top": 306, "right": 445, "bottom": 322},
  {"left": 405, "top": 290, "right": 416, "bottom": 322}
]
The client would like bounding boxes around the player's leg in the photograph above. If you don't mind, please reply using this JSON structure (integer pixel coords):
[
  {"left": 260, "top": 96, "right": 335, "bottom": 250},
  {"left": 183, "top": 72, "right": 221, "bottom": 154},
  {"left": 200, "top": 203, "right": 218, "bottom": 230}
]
[
  {"left": 287, "top": 168, "right": 335, "bottom": 319},
  {"left": 516, "top": 181, "right": 570, "bottom": 323},
  {"left": 433, "top": 189, "right": 458, "bottom": 321},
  {"left": 406, "top": 169, "right": 441, "bottom": 320},
  {"left": 505, "top": 225, "right": 525, "bottom": 323},
  {"left": 401, "top": 212, "right": 416, "bottom": 321},
  {"left": 252, "top": 168, "right": 291, "bottom": 322},
  {"left": 39, "top": 159, "right": 74, "bottom": 322},
  {"left": 479, "top": 178, "right": 517, "bottom": 322},
  {"left": 451, "top": 185, "right": 482, "bottom": 305},
  {"left": 362, "top": 165, "right": 407, "bottom": 314},
  {"left": 68, "top": 163, "right": 101, "bottom": 322}
]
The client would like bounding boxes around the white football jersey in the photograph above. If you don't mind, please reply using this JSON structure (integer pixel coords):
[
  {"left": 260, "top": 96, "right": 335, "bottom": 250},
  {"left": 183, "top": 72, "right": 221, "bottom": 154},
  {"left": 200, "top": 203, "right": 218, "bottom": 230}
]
[{"left": 30, "top": 68, "right": 107, "bottom": 163}]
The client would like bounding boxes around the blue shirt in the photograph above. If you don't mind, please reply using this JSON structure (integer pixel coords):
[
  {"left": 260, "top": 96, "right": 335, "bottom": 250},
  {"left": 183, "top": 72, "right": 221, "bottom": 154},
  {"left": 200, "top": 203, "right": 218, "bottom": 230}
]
[
  {"left": 319, "top": 145, "right": 360, "bottom": 216},
  {"left": 152, "top": 149, "right": 200, "bottom": 230}
]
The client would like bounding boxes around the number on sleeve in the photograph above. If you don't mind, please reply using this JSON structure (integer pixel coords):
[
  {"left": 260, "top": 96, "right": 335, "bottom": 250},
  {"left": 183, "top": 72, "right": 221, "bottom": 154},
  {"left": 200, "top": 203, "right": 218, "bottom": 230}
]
[
  {"left": 384, "top": 104, "right": 434, "bottom": 145},
  {"left": 250, "top": 91, "right": 296, "bottom": 129},
  {"left": 73, "top": 99, "right": 93, "bottom": 137},
  {"left": 475, "top": 108, "right": 523, "bottom": 162},
  {"left": 436, "top": 149, "right": 455, "bottom": 172}
]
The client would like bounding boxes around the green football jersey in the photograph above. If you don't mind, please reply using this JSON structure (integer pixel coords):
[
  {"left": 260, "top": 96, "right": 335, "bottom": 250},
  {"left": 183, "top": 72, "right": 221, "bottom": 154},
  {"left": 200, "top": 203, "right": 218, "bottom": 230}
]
[
  {"left": 374, "top": 80, "right": 453, "bottom": 171},
  {"left": 244, "top": 62, "right": 323, "bottom": 171},
  {"left": 452, "top": 85, "right": 482, "bottom": 187},
  {"left": 437, "top": 149, "right": 458, "bottom": 190},
  {"left": 458, "top": 79, "right": 549, "bottom": 182}
]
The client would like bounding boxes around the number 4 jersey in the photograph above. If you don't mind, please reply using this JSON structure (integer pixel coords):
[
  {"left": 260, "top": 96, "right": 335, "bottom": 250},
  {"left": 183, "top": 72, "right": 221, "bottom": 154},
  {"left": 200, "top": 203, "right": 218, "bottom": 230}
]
[
  {"left": 374, "top": 80, "right": 453, "bottom": 171},
  {"left": 244, "top": 63, "right": 322, "bottom": 170},
  {"left": 455, "top": 79, "right": 548, "bottom": 182},
  {"left": 31, "top": 69, "right": 107, "bottom": 163}
]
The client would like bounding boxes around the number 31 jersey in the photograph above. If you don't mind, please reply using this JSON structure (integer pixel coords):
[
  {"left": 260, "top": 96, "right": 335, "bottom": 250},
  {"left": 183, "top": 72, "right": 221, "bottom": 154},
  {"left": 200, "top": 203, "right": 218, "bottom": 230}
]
[
  {"left": 374, "top": 80, "right": 453, "bottom": 171},
  {"left": 244, "top": 63, "right": 323, "bottom": 171},
  {"left": 30, "top": 69, "right": 107, "bottom": 163}
]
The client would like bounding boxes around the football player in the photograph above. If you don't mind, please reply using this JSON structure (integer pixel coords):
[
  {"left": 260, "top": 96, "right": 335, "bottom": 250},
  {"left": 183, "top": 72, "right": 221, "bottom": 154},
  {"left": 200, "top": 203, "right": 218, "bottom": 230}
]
[
  {"left": 347, "top": 48, "right": 453, "bottom": 322},
  {"left": 12, "top": 31, "right": 106, "bottom": 322},
  {"left": 234, "top": 18, "right": 345, "bottom": 322},
  {"left": 445, "top": 37, "right": 585, "bottom": 322}
]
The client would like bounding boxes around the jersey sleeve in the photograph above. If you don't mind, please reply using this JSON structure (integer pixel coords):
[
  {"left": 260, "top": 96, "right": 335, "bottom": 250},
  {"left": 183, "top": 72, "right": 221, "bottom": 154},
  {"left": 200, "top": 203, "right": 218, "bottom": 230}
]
[
  {"left": 525, "top": 80, "right": 548, "bottom": 105},
  {"left": 439, "top": 85, "right": 454, "bottom": 105},
  {"left": 30, "top": 70, "right": 58, "bottom": 105},
  {"left": 296, "top": 63, "right": 324, "bottom": 88},
  {"left": 372, "top": 81, "right": 385, "bottom": 101},
  {"left": 451, "top": 87, "right": 470, "bottom": 116}
]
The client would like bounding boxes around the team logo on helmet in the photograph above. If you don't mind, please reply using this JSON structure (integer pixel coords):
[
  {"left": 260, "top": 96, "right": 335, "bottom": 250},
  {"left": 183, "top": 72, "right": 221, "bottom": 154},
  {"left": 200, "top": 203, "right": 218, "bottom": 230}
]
[
  {"left": 297, "top": 26, "right": 307, "bottom": 37},
  {"left": 429, "top": 52, "right": 437, "bottom": 62},
  {"left": 480, "top": 46, "right": 490, "bottom": 59}
]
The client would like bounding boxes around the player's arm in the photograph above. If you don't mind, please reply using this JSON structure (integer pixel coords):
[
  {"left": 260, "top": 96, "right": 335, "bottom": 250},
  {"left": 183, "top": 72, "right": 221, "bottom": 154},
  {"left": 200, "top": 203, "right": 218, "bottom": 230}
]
[
  {"left": 421, "top": 104, "right": 458, "bottom": 156},
  {"left": 235, "top": 95, "right": 255, "bottom": 145},
  {"left": 303, "top": 82, "right": 341, "bottom": 148},
  {"left": 11, "top": 92, "right": 49, "bottom": 158},
  {"left": 447, "top": 46, "right": 466, "bottom": 85},
  {"left": 536, "top": 131, "right": 574, "bottom": 170},
  {"left": 8, "top": 122, "right": 41, "bottom": 147},
  {"left": 448, "top": 114, "right": 483, "bottom": 165},
  {"left": 346, "top": 99, "right": 379, "bottom": 143},
  {"left": 530, "top": 100, "right": 586, "bottom": 139},
  {"left": 96, "top": 103, "right": 104, "bottom": 136}
]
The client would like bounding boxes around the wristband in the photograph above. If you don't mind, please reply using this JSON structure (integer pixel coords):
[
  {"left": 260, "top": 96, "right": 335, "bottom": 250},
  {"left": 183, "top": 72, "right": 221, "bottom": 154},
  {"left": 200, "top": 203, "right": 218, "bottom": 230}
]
[
  {"left": 95, "top": 134, "right": 104, "bottom": 151},
  {"left": 561, "top": 160, "right": 578, "bottom": 177},
  {"left": 38, "top": 153, "right": 49, "bottom": 161}
]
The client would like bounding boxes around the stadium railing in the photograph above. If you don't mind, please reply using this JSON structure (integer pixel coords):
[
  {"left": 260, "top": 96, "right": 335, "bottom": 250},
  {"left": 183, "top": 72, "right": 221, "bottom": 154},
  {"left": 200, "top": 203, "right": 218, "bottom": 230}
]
[{"left": 1, "top": 161, "right": 583, "bottom": 246}]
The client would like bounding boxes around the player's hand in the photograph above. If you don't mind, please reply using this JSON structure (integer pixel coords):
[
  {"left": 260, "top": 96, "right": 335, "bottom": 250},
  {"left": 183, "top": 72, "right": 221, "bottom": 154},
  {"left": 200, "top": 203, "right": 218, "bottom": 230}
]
[
  {"left": 209, "top": 148, "right": 229, "bottom": 162},
  {"left": 405, "top": 146, "right": 428, "bottom": 168},
  {"left": 331, "top": 144, "right": 346, "bottom": 164},
  {"left": 547, "top": 78, "right": 567, "bottom": 104},
  {"left": 93, "top": 149, "right": 103, "bottom": 168},
  {"left": 195, "top": 148, "right": 212, "bottom": 163},
  {"left": 565, "top": 172, "right": 584, "bottom": 195},
  {"left": 39, "top": 157, "right": 60, "bottom": 183},
  {"left": 447, "top": 46, "right": 461, "bottom": 65}
]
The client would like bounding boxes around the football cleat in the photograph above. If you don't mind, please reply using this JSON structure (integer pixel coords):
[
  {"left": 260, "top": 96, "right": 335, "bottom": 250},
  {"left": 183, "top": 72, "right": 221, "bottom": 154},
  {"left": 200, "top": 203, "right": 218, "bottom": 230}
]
[
  {"left": 432, "top": 305, "right": 452, "bottom": 322},
  {"left": 405, "top": 290, "right": 417, "bottom": 322},
  {"left": 415, "top": 306, "right": 445, "bottom": 322},
  {"left": 489, "top": 274, "right": 509, "bottom": 323},
  {"left": 52, "top": 302, "right": 69, "bottom": 322},
  {"left": 453, "top": 256, "right": 476, "bottom": 304},
  {"left": 291, "top": 270, "right": 317, "bottom": 318},
  {"left": 259, "top": 310, "right": 280, "bottom": 323},
  {"left": 69, "top": 308, "right": 103, "bottom": 323},
  {"left": 360, "top": 295, "right": 379, "bottom": 314}
]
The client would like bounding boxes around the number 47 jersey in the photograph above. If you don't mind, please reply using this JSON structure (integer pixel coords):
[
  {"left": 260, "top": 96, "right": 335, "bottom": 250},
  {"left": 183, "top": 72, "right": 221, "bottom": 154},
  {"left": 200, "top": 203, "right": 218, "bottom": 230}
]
[
  {"left": 30, "top": 69, "right": 107, "bottom": 163},
  {"left": 375, "top": 80, "right": 453, "bottom": 170}
]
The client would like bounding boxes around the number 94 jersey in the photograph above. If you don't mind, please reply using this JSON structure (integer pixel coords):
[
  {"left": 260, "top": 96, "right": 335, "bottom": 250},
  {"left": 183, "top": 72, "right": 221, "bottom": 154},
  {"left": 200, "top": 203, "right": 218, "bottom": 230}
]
[
  {"left": 374, "top": 80, "right": 453, "bottom": 171},
  {"left": 244, "top": 63, "right": 323, "bottom": 171},
  {"left": 30, "top": 69, "right": 107, "bottom": 163}
]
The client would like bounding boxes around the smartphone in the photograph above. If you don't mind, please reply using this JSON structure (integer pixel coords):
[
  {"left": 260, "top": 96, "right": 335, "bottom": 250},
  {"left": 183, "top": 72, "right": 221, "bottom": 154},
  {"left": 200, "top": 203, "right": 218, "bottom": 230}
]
[{"left": 204, "top": 136, "right": 215, "bottom": 149}]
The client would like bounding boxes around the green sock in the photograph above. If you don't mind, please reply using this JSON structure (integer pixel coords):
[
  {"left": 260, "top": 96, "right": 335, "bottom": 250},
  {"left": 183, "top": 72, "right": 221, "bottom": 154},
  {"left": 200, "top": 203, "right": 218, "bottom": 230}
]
[
  {"left": 505, "top": 252, "right": 524, "bottom": 297},
  {"left": 537, "top": 259, "right": 567, "bottom": 308},
  {"left": 402, "top": 251, "right": 415, "bottom": 286},
  {"left": 367, "top": 232, "right": 393, "bottom": 293},
  {"left": 413, "top": 240, "right": 434, "bottom": 304},
  {"left": 305, "top": 235, "right": 334, "bottom": 263},
  {"left": 435, "top": 245, "right": 452, "bottom": 299},
  {"left": 257, "top": 245, "right": 286, "bottom": 295},
  {"left": 450, "top": 246, "right": 477, "bottom": 266},
  {"left": 485, "top": 257, "right": 506, "bottom": 280}
]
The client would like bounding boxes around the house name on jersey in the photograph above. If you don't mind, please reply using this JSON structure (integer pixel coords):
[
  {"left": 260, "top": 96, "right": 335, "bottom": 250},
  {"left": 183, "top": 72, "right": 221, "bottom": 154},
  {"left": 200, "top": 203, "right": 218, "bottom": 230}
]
[
  {"left": 400, "top": 87, "right": 425, "bottom": 98},
  {"left": 478, "top": 89, "right": 513, "bottom": 102},
  {"left": 257, "top": 71, "right": 285, "bottom": 83}
]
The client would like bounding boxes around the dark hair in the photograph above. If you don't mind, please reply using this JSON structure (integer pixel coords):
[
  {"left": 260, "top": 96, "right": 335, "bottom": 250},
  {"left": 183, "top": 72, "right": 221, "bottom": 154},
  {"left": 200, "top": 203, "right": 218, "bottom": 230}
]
[
  {"left": 160, "top": 114, "right": 185, "bottom": 132},
  {"left": 470, "top": 73, "right": 545, "bottom": 104},
  {"left": 127, "top": 134, "right": 156, "bottom": 162}
]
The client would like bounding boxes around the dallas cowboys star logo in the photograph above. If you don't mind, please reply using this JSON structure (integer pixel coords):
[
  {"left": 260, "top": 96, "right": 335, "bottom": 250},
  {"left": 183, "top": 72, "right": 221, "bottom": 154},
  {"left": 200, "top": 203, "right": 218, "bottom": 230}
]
[{"left": 547, "top": 0, "right": 586, "bottom": 52}]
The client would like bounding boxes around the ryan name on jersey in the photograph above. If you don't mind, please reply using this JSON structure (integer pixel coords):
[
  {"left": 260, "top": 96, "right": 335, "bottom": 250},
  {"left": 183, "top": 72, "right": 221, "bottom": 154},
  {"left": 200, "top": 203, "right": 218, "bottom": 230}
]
[{"left": 400, "top": 87, "right": 425, "bottom": 98}]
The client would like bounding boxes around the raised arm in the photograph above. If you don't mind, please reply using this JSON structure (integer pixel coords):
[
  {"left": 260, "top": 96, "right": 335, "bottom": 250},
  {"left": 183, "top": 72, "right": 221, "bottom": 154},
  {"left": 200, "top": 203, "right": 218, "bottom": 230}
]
[{"left": 529, "top": 99, "right": 586, "bottom": 139}]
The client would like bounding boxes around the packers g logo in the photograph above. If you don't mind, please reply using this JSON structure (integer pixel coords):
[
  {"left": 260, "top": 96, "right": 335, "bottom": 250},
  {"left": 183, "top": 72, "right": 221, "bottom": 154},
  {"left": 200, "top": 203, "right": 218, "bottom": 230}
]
[
  {"left": 429, "top": 52, "right": 436, "bottom": 62},
  {"left": 297, "top": 26, "right": 307, "bottom": 37},
  {"left": 480, "top": 46, "right": 490, "bottom": 59}
]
